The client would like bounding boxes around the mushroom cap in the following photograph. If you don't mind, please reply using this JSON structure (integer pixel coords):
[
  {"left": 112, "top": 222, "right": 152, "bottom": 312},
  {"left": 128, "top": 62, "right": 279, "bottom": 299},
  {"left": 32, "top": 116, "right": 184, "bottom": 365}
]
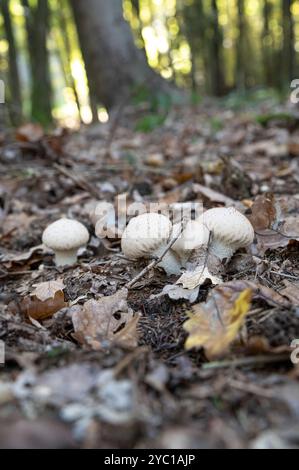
[
  {"left": 121, "top": 213, "right": 172, "bottom": 259},
  {"left": 198, "top": 207, "right": 254, "bottom": 250},
  {"left": 42, "top": 218, "right": 89, "bottom": 251},
  {"left": 171, "top": 220, "right": 210, "bottom": 255}
]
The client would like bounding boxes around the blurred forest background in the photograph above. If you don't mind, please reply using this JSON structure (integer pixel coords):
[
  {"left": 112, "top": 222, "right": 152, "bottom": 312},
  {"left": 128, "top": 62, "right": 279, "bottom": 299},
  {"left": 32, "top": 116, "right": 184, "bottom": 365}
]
[{"left": 0, "top": 0, "right": 298, "bottom": 128}]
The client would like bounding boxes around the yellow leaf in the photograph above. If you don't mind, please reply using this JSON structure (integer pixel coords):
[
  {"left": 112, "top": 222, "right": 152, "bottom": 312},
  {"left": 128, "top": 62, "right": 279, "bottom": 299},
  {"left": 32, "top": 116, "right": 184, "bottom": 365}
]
[{"left": 184, "top": 283, "right": 252, "bottom": 358}]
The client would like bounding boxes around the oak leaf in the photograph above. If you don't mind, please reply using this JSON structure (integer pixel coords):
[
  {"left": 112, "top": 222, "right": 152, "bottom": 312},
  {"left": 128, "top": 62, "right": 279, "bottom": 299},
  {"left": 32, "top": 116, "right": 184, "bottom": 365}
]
[{"left": 184, "top": 282, "right": 253, "bottom": 358}]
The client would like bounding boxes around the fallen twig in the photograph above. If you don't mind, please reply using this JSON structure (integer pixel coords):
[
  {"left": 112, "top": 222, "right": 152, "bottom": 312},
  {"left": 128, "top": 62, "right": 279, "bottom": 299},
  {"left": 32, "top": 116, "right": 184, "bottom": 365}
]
[
  {"left": 54, "top": 163, "right": 101, "bottom": 199},
  {"left": 201, "top": 353, "right": 290, "bottom": 370}
]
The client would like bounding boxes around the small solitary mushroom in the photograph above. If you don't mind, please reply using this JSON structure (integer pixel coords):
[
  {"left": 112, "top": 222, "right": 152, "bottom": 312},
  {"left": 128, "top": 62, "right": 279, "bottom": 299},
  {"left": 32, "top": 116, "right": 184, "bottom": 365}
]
[
  {"left": 121, "top": 212, "right": 181, "bottom": 275},
  {"left": 197, "top": 207, "right": 254, "bottom": 261},
  {"left": 42, "top": 218, "right": 89, "bottom": 266}
]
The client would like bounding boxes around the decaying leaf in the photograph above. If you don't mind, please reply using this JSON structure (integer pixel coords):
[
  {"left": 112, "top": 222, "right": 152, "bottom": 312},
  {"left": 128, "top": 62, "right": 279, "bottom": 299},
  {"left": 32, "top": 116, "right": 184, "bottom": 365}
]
[
  {"left": 177, "top": 266, "right": 222, "bottom": 289},
  {"left": 184, "top": 282, "right": 253, "bottom": 358},
  {"left": 161, "top": 284, "right": 200, "bottom": 303},
  {"left": 254, "top": 216, "right": 299, "bottom": 255},
  {"left": 280, "top": 281, "right": 299, "bottom": 306},
  {"left": 249, "top": 193, "right": 276, "bottom": 231},
  {"left": 71, "top": 288, "right": 139, "bottom": 350},
  {"left": 0, "top": 245, "right": 44, "bottom": 264},
  {"left": 250, "top": 194, "right": 299, "bottom": 255},
  {"left": 32, "top": 279, "right": 65, "bottom": 301},
  {"left": 16, "top": 123, "right": 44, "bottom": 143},
  {"left": 18, "top": 291, "right": 67, "bottom": 321}
]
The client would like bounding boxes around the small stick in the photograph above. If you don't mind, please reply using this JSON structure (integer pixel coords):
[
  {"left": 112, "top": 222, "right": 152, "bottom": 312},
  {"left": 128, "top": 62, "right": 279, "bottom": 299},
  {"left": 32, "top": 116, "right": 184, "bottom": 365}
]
[
  {"left": 268, "top": 270, "right": 299, "bottom": 280},
  {"left": 54, "top": 163, "right": 101, "bottom": 199},
  {"left": 201, "top": 353, "right": 290, "bottom": 370}
]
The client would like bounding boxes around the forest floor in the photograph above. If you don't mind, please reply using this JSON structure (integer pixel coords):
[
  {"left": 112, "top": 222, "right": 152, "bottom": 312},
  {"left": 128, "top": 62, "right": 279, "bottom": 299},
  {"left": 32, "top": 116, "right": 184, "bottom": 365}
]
[{"left": 0, "top": 95, "right": 299, "bottom": 449}]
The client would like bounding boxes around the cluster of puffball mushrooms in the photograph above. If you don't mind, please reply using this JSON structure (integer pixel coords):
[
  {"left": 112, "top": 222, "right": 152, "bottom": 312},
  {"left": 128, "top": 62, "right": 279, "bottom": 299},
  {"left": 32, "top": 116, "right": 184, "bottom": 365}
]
[{"left": 41, "top": 207, "right": 254, "bottom": 286}]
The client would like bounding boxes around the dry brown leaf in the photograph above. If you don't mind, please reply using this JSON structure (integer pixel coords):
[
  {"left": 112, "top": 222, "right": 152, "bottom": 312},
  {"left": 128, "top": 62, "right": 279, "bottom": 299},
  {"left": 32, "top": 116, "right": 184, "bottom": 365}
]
[
  {"left": 184, "top": 282, "right": 253, "bottom": 358},
  {"left": 19, "top": 291, "right": 67, "bottom": 320},
  {"left": 183, "top": 279, "right": 290, "bottom": 358},
  {"left": 32, "top": 279, "right": 65, "bottom": 301},
  {"left": 16, "top": 123, "right": 44, "bottom": 143},
  {"left": 177, "top": 266, "right": 222, "bottom": 289},
  {"left": 288, "top": 138, "right": 299, "bottom": 156},
  {"left": 280, "top": 281, "right": 299, "bottom": 306},
  {"left": 1, "top": 212, "right": 36, "bottom": 236},
  {"left": 249, "top": 193, "right": 276, "bottom": 231},
  {"left": 1, "top": 244, "right": 44, "bottom": 264},
  {"left": 71, "top": 288, "right": 139, "bottom": 350},
  {"left": 113, "top": 312, "right": 140, "bottom": 349},
  {"left": 255, "top": 216, "right": 299, "bottom": 255}
]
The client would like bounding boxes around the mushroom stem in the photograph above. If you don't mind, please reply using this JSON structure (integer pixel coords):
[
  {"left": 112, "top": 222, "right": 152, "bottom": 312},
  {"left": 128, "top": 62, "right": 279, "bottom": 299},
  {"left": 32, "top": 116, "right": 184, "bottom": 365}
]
[
  {"left": 54, "top": 249, "right": 78, "bottom": 266},
  {"left": 152, "top": 246, "right": 182, "bottom": 276},
  {"left": 208, "top": 238, "right": 235, "bottom": 261}
]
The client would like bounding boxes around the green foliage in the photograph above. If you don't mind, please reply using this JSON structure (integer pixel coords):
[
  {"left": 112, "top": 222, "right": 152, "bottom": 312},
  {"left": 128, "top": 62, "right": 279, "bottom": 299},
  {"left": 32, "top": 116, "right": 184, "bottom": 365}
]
[
  {"left": 133, "top": 86, "right": 172, "bottom": 132},
  {"left": 209, "top": 116, "right": 223, "bottom": 133},
  {"left": 255, "top": 112, "right": 298, "bottom": 127},
  {"left": 135, "top": 113, "right": 166, "bottom": 132},
  {"left": 220, "top": 88, "right": 282, "bottom": 110}
]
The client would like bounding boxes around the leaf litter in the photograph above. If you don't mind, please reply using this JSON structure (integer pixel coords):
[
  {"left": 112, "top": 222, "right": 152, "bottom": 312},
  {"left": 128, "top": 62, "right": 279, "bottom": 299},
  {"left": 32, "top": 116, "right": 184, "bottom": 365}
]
[{"left": 1, "top": 100, "right": 299, "bottom": 448}]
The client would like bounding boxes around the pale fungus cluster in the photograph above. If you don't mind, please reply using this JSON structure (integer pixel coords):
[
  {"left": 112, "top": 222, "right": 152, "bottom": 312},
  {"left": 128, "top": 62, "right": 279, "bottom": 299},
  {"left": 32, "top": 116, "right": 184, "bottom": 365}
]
[
  {"left": 121, "top": 207, "right": 255, "bottom": 284},
  {"left": 41, "top": 207, "right": 254, "bottom": 287}
]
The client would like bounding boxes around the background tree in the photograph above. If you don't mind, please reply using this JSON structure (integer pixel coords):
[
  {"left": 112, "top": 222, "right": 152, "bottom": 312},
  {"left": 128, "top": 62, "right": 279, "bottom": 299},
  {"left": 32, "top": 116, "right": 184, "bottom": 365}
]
[
  {"left": 281, "top": 0, "right": 295, "bottom": 87},
  {"left": 70, "top": 0, "right": 171, "bottom": 110},
  {"left": 21, "top": 0, "right": 52, "bottom": 126},
  {"left": 0, "top": 0, "right": 298, "bottom": 126},
  {"left": 0, "top": 0, "right": 22, "bottom": 124}
]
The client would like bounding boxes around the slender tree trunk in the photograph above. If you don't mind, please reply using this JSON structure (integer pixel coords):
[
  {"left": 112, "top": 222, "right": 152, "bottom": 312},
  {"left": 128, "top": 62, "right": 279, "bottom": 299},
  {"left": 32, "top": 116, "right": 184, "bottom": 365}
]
[
  {"left": 209, "top": 0, "right": 225, "bottom": 95},
  {"left": 0, "top": 0, "right": 22, "bottom": 124},
  {"left": 69, "top": 0, "right": 98, "bottom": 121},
  {"left": 181, "top": 0, "right": 208, "bottom": 93},
  {"left": 262, "top": 0, "right": 273, "bottom": 87},
  {"left": 56, "top": 0, "right": 81, "bottom": 121},
  {"left": 22, "top": 0, "right": 52, "bottom": 126},
  {"left": 235, "top": 0, "right": 246, "bottom": 90},
  {"left": 281, "top": 0, "right": 294, "bottom": 86},
  {"left": 70, "top": 0, "right": 171, "bottom": 109}
]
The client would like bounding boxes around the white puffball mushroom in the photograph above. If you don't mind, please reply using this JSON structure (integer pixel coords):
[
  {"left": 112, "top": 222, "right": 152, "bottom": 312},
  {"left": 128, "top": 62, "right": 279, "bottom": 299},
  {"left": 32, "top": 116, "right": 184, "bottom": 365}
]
[
  {"left": 171, "top": 220, "right": 210, "bottom": 266},
  {"left": 197, "top": 207, "right": 254, "bottom": 261},
  {"left": 121, "top": 212, "right": 181, "bottom": 275},
  {"left": 42, "top": 218, "right": 89, "bottom": 266}
]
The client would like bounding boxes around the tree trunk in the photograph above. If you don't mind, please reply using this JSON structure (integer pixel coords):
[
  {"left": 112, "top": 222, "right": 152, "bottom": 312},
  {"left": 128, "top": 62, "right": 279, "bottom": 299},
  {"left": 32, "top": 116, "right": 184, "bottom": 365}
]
[
  {"left": 262, "top": 0, "right": 273, "bottom": 87},
  {"left": 0, "top": 0, "right": 22, "bottom": 124},
  {"left": 70, "top": 0, "right": 171, "bottom": 109},
  {"left": 56, "top": 0, "right": 82, "bottom": 121},
  {"left": 22, "top": 0, "right": 52, "bottom": 126},
  {"left": 281, "top": 0, "right": 294, "bottom": 86},
  {"left": 209, "top": 0, "right": 225, "bottom": 95},
  {"left": 235, "top": 0, "right": 246, "bottom": 90}
]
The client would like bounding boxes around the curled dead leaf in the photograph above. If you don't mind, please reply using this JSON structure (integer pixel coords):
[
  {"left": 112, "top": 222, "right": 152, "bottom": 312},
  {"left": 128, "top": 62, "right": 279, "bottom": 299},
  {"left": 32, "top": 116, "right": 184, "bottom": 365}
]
[
  {"left": 19, "top": 291, "right": 67, "bottom": 321},
  {"left": 32, "top": 279, "right": 65, "bottom": 302},
  {"left": 71, "top": 288, "right": 140, "bottom": 350}
]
